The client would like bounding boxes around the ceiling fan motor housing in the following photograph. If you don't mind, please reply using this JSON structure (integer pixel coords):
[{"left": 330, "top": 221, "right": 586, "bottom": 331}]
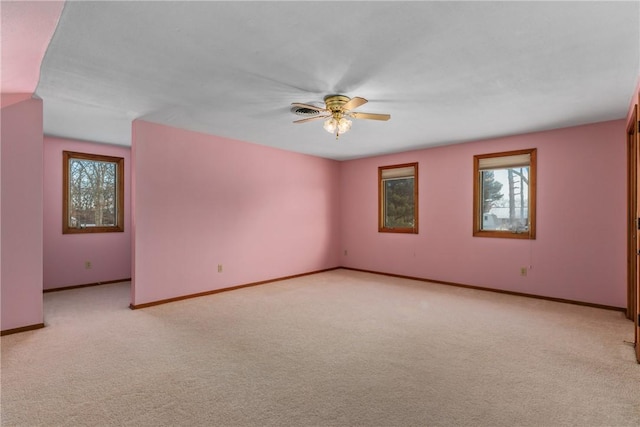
[{"left": 324, "top": 95, "right": 350, "bottom": 112}]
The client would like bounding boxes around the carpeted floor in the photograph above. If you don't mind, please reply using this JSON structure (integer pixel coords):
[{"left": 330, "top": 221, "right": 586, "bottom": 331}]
[{"left": 1, "top": 269, "right": 639, "bottom": 426}]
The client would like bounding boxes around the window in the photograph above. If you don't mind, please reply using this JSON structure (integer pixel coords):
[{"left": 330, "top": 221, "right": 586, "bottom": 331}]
[
  {"left": 63, "top": 151, "right": 124, "bottom": 234},
  {"left": 473, "top": 148, "right": 536, "bottom": 239},
  {"left": 379, "top": 162, "right": 418, "bottom": 233}
]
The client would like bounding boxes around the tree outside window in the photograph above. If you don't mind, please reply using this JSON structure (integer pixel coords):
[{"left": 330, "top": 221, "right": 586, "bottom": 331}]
[{"left": 63, "top": 151, "right": 124, "bottom": 234}]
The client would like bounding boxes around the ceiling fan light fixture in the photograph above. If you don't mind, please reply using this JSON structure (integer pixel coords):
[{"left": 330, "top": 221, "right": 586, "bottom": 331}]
[
  {"left": 323, "top": 117, "right": 338, "bottom": 134},
  {"left": 337, "top": 117, "right": 352, "bottom": 134},
  {"left": 323, "top": 116, "right": 352, "bottom": 137}
]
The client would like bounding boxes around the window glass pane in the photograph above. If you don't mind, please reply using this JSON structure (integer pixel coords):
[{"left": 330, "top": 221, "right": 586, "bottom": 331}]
[
  {"left": 480, "top": 166, "right": 529, "bottom": 233},
  {"left": 384, "top": 176, "right": 415, "bottom": 229},
  {"left": 68, "top": 158, "right": 118, "bottom": 228}
]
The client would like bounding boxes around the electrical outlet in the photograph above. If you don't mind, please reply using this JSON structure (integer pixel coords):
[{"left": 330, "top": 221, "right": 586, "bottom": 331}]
[
  {"left": 217, "top": 264, "right": 223, "bottom": 273},
  {"left": 85, "top": 261, "right": 92, "bottom": 269},
  {"left": 520, "top": 267, "right": 527, "bottom": 277}
]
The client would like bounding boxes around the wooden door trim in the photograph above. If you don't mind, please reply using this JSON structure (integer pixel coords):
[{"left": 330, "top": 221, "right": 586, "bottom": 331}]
[
  {"left": 628, "top": 99, "right": 640, "bottom": 364},
  {"left": 626, "top": 105, "right": 637, "bottom": 321}
]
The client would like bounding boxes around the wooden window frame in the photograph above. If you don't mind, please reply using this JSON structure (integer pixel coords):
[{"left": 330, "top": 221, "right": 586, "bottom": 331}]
[
  {"left": 63, "top": 151, "right": 124, "bottom": 234},
  {"left": 473, "top": 148, "right": 536, "bottom": 239},
  {"left": 378, "top": 162, "right": 419, "bottom": 234}
]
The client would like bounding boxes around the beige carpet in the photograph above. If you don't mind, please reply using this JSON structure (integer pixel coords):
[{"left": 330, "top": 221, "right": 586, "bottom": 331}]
[{"left": 1, "top": 269, "right": 638, "bottom": 426}]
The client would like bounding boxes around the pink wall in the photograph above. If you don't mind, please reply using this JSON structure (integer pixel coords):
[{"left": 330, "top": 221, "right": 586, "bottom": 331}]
[
  {"left": 0, "top": 1, "right": 64, "bottom": 94},
  {"left": 43, "top": 137, "right": 131, "bottom": 290},
  {"left": 0, "top": 1, "right": 64, "bottom": 331},
  {"left": 340, "top": 120, "right": 627, "bottom": 308},
  {"left": 131, "top": 120, "right": 341, "bottom": 305},
  {"left": 1, "top": 98, "right": 44, "bottom": 331}
]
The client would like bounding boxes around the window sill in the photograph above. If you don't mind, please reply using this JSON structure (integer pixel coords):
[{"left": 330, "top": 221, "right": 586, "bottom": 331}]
[{"left": 473, "top": 230, "right": 535, "bottom": 239}]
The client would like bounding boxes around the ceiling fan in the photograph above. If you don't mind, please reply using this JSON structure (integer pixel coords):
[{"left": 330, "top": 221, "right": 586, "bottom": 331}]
[{"left": 291, "top": 95, "right": 390, "bottom": 139}]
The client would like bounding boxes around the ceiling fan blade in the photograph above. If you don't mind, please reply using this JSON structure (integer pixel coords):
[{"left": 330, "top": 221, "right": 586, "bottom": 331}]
[
  {"left": 351, "top": 112, "right": 391, "bottom": 121},
  {"left": 341, "top": 97, "right": 368, "bottom": 112},
  {"left": 291, "top": 103, "right": 328, "bottom": 112},
  {"left": 293, "top": 115, "right": 329, "bottom": 124}
]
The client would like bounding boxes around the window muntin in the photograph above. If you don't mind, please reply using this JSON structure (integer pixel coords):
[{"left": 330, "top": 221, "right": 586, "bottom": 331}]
[
  {"left": 379, "top": 163, "right": 418, "bottom": 233},
  {"left": 63, "top": 151, "right": 124, "bottom": 234},
  {"left": 473, "top": 149, "right": 536, "bottom": 239}
]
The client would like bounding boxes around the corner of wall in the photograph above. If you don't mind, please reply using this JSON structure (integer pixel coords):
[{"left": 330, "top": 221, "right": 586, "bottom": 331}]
[{"left": 1, "top": 97, "right": 44, "bottom": 332}]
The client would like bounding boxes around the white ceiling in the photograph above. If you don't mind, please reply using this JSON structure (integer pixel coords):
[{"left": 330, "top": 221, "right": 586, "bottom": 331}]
[{"left": 35, "top": 1, "right": 639, "bottom": 160}]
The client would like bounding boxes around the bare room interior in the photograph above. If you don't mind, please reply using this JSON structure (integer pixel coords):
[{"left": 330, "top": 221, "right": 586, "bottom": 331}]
[{"left": 2, "top": 1, "right": 640, "bottom": 426}]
